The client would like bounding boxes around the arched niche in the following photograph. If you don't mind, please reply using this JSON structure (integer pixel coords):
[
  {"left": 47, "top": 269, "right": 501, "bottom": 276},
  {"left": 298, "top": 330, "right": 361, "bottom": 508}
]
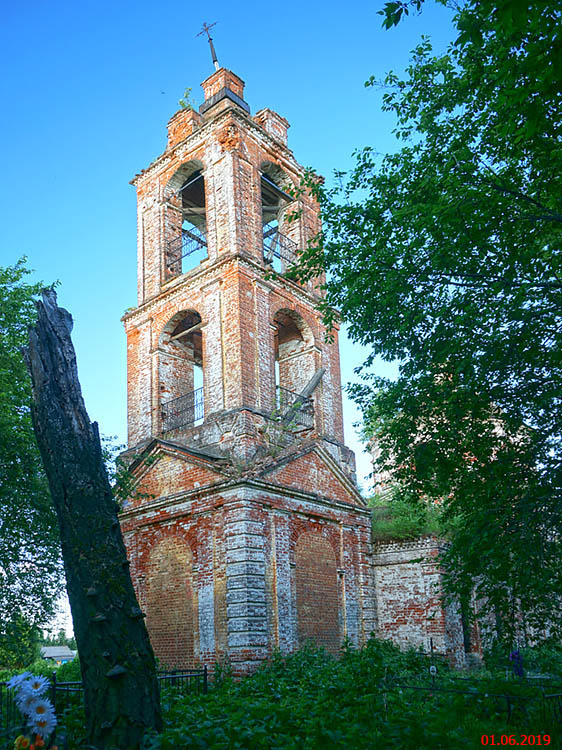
[
  {"left": 295, "top": 532, "right": 340, "bottom": 653},
  {"left": 145, "top": 536, "right": 195, "bottom": 669},
  {"left": 260, "top": 161, "right": 298, "bottom": 272},
  {"left": 164, "top": 160, "right": 207, "bottom": 278},
  {"left": 159, "top": 310, "right": 204, "bottom": 432}
]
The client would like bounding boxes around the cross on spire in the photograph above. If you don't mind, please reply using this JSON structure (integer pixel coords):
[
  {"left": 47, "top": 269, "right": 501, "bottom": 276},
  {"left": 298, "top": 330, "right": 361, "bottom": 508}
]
[{"left": 197, "top": 22, "right": 219, "bottom": 71}]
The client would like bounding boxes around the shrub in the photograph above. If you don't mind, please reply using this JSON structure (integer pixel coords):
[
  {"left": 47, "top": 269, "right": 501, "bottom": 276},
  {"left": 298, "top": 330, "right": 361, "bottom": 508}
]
[
  {"left": 521, "top": 642, "right": 562, "bottom": 678},
  {"left": 56, "top": 638, "right": 561, "bottom": 749},
  {"left": 25, "top": 658, "right": 56, "bottom": 678},
  {"left": 56, "top": 656, "right": 81, "bottom": 682},
  {"left": 370, "top": 495, "right": 443, "bottom": 542}
]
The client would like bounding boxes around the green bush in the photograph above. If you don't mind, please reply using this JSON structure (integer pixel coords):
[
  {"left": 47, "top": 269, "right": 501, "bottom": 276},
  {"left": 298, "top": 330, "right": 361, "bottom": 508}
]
[
  {"left": 370, "top": 495, "right": 443, "bottom": 542},
  {"left": 25, "top": 657, "right": 56, "bottom": 678},
  {"left": 521, "top": 642, "right": 562, "bottom": 678},
  {"left": 56, "top": 655, "right": 81, "bottom": 682}
]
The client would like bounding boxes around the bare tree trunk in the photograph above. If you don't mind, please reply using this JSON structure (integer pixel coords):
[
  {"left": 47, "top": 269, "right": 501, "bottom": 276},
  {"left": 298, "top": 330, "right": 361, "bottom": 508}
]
[{"left": 24, "top": 289, "right": 161, "bottom": 749}]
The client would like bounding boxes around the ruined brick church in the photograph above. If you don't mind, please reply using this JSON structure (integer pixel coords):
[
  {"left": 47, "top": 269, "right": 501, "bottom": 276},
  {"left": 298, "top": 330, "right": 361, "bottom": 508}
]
[{"left": 119, "top": 67, "right": 468, "bottom": 673}]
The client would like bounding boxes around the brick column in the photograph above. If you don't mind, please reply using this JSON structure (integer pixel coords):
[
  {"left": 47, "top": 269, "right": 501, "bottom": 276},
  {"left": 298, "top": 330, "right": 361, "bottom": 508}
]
[
  {"left": 253, "top": 280, "right": 275, "bottom": 412},
  {"left": 341, "top": 524, "right": 361, "bottom": 646},
  {"left": 197, "top": 517, "right": 216, "bottom": 662},
  {"left": 126, "top": 317, "right": 153, "bottom": 446},
  {"left": 201, "top": 278, "right": 224, "bottom": 415},
  {"left": 356, "top": 521, "right": 377, "bottom": 643},
  {"left": 224, "top": 493, "right": 268, "bottom": 672},
  {"left": 272, "top": 511, "right": 294, "bottom": 653}
]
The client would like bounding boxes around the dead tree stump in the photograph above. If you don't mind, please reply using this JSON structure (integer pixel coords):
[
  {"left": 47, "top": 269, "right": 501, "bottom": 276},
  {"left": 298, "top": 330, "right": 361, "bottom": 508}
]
[{"left": 24, "top": 289, "right": 162, "bottom": 749}]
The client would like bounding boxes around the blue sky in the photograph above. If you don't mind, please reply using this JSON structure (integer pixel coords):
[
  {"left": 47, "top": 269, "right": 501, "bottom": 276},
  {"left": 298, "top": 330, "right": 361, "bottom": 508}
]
[{"left": 0, "top": 0, "right": 455, "bottom": 491}]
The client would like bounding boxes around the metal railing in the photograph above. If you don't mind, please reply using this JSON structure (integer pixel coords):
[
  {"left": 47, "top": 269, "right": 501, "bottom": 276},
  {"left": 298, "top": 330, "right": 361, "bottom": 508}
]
[
  {"left": 0, "top": 682, "right": 19, "bottom": 732},
  {"left": 165, "top": 227, "right": 207, "bottom": 278},
  {"left": 263, "top": 225, "right": 298, "bottom": 269},
  {"left": 161, "top": 387, "right": 204, "bottom": 432},
  {"left": 276, "top": 385, "right": 314, "bottom": 428},
  {"left": 543, "top": 693, "right": 562, "bottom": 724},
  {"left": 47, "top": 668, "right": 208, "bottom": 717},
  {"left": 157, "top": 667, "right": 208, "bottom": 695}
]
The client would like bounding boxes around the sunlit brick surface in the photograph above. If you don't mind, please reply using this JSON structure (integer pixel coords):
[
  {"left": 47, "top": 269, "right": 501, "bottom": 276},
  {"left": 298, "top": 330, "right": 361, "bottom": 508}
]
[
  {"left": 145, "top": 536, "right": 194, "bottom": 669},
  {"left": 374, "top": 538, "right": 466, "bottom": 667}
]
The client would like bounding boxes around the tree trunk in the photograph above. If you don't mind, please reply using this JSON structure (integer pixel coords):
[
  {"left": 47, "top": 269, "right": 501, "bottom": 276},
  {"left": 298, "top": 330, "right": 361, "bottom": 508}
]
[{"left": 24, "top": 289, "right": 162, "bottom": 749}]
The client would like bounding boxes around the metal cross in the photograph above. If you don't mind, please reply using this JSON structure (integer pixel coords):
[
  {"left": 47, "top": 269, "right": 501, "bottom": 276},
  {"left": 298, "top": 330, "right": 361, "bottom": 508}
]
[{"left": 197, "top": 22, "right": 219, "bottom": 71}]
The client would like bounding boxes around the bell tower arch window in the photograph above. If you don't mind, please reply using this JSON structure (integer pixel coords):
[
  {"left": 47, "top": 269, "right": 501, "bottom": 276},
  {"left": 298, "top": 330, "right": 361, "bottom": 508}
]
[
  {"left": 273, "top": 309, "right": 315, "bottom": 428},
  {"left": 260, "top": 162, "right": 297, "bottom": 273},
  {"left": 159, "top": 310, "right": 204, "bottom": 433},
  {"left": 164, "top": 161, "right": 207, "bottom": 279}
]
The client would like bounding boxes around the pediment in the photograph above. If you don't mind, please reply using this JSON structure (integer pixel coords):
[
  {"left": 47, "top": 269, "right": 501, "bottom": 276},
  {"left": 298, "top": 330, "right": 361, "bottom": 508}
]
[
  {"left": 124, "top": 440, "right": 227, "bottom": 507},
  {"left": 260, "top": 445, "right": 365, "bottom": 507}
]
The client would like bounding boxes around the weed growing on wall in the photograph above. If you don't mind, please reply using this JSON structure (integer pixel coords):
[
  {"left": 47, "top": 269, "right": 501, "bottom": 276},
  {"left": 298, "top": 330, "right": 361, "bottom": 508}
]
[{"left": 370, "top": 494, "right": 443, "bottom": 542}]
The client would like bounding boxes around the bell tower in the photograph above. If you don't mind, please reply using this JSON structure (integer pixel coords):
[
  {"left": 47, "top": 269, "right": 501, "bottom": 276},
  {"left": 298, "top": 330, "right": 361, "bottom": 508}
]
[{"left": 120, "top": 68, "right": 376, "bottom": 673}]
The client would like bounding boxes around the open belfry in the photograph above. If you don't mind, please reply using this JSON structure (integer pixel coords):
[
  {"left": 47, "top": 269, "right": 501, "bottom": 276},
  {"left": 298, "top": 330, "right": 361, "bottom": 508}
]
[{"left": 119, "top": 66, "right": 467, "bottom": 672}]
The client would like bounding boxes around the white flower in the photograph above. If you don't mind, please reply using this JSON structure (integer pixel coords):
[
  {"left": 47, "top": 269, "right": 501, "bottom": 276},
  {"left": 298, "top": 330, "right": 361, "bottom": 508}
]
[
  {"left": 27, "top": 698, "right": 56, "bottom": 738},
  {"left": 30, "top": 708, "right": 57, "bottom": 739},
  {"left": 26, "top": 675, "right": 49, "bottom": 697},
  {"left": 15, "top": 683, "right": 35, "bottom": 713},
  {"left": 27, "top": 697, "right": 54, "bottom": 718},
  {"left": 6, "top": 671, "right": 32, "bottom": 690}
]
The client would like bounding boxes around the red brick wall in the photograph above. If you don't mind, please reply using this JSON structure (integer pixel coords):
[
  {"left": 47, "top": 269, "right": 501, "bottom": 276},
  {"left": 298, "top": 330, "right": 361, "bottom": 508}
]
[
  {"left": 295, "top": 532, "right": 340, "bottom": 652},
  {"left": 144, "top": 535, "right": 195, "bottom": 669},
  {"left": 373, "top": 538, "right": 466, "bottom": 667},
  {"left": 266, "top": 450, "right": 361, "bottom": 507}
]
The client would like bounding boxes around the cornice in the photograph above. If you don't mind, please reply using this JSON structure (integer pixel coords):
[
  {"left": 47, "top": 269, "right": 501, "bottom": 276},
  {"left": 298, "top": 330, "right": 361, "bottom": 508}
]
[
  {"left": 131, "top": 104, "right": 301, "bottom": 188},
  {"left": 121, "top": 252, "right": 324, "bottom": 325},
  {"left": 119, "top": 473, "right": 371, "bottom": 525}
]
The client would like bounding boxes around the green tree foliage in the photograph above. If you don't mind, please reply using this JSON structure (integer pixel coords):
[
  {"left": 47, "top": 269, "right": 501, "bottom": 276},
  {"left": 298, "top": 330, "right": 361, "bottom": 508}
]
[
  {"left": 293, "top": 0, "right": 562, "bottom": 641},
  {"left": 0, "top": 615, "right": 41, "bottom": 669},
  {"left": 370, "top": 494, "right": 442, "bottom": 542},
  {"left": 0, "top": 261, "right": 63, "bottom": 665},
  {"left": 42, "top": 627, "right": 77, "bottom": 651}
]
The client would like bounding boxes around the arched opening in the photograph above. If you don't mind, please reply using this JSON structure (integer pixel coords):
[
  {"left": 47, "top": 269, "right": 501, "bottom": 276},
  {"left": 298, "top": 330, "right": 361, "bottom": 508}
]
[
  {"left": 273, "top": 309, "right": 315, "bottom": 428},
  {"left": 159, "top": 310, "right": 204, "bottom": 432},
  {"left": 260, "top": 162, "right": 297, "bottom": 272},
  {"left": 164, "top": 161, "right": 207, "bottom": 279}
]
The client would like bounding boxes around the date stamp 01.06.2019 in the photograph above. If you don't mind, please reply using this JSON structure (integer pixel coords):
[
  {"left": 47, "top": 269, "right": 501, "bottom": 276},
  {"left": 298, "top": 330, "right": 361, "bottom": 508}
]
[{"left": 481, "top": 736, "right": 551, "bottom": 746}]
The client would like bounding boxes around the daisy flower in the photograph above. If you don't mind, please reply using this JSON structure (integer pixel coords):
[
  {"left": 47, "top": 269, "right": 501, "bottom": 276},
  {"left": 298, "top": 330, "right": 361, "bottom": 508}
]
[
  {"left": 27, "top": 699, "right": 55, "bottom": 722},
  {"left": 7, "top": 672, "right": 32, "bottom": 690},
  {"left": 16, "top": 684, "right": 36, "bottom": 713},
  {"left": 30, "top": 710, "right": 57, "bottom": 739},
  {"left": 26, "top": 676, "right": 49, "bottom": 698}
]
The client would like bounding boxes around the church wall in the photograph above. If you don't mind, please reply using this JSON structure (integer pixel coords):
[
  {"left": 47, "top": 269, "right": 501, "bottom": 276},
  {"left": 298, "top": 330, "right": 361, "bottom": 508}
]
[
  {"left": 295, "top": 532, "right": 340, "bottom": 652},
  {"left": 121, "top": 466, "right": 374, "bottom": 675},
  {"left": 144, "top": 535, "right": 195, "bottom": 670},
  {"left": 124, "top": 256, "right": 347, "bottom": 454},
  {"left": 373, "top": 538, "right": 466, "bottom": 667}
]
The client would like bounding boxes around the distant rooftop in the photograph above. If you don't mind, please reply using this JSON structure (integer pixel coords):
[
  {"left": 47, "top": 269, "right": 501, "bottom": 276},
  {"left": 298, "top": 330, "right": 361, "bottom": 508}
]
[{"left": 40, "top": 646, "right": 76, "bottom": 660}]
